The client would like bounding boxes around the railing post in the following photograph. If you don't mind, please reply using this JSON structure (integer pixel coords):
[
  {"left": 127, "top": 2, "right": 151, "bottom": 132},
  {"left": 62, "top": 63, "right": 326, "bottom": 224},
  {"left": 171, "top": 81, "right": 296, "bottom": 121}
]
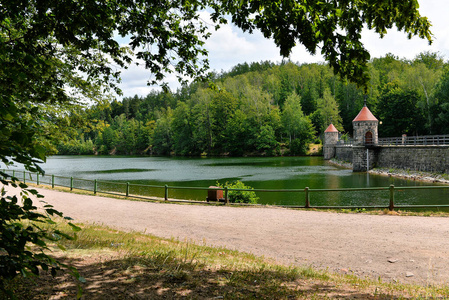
[
  {"left": 23, "top": 171, "right": 26, "bottom": 183},
  {"left": 224, "top": 187, "right": 229, "bottom": 204},
  {"left": 70, "top": 177, "right": 73, "bottom": 191},
  {"left": 12, "top": 170, "right": 15, "bottom": 178},
  {"left": 126, "top": 182, "right": 129, "bottom": 197},
  {"left": 165, "top": 184, "right": 168, "bottom": 201},
  {"left": 305, "top": 187, "right": 310, "bottom": 208},
  {"left": 52, "top": 174, "right": 55, "bottom": 188},
  {"left": 94, "top": 179, "right": 97, "bottom": 195},
  {"left": 389, "top": 184, "right": 395, "bottom": 211},
  {"left": 36, "top": 173, "right": 39, "bottom": 185}
]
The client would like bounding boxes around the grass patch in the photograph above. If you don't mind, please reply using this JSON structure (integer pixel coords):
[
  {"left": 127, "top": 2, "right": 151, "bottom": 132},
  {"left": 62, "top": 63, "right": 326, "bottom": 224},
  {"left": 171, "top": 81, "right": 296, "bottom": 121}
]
[{"left": 3, "top": 221, "right": 449, "bottom": 299}]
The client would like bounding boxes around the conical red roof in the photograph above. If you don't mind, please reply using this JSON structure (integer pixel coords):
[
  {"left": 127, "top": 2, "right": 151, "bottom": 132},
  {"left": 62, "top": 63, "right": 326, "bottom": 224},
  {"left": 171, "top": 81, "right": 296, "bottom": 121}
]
[
  {"left": 324, "top": 123, "right": 338, "bottom": 133},
  {"left": 353, "top": 106, "right": 378, "bottom": 122}
]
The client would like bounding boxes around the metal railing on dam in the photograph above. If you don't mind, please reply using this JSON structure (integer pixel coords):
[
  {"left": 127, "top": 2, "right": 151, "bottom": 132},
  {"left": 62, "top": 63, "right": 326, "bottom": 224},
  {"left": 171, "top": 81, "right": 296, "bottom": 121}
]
[
  {"left": 3, "top": 169, "right": 449, "bottom": 211},
  {"left": 335, "top": 135, "right": 449, "bottom": 147},
  {"left": 377, "top": 135, "right": 449, "bottom": 146}
]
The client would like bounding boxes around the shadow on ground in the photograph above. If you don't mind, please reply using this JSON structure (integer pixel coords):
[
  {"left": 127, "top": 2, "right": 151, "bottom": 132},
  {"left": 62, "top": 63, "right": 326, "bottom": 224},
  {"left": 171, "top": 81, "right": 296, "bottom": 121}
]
[{"left": 5, "top": 254, "right": 412, "bottom": 299}]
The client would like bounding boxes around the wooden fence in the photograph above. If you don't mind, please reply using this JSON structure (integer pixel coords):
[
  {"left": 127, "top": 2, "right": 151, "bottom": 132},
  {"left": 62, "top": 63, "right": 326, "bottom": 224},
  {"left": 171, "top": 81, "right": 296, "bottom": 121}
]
[{"left": 3, "top": 169, "right": 449, "bottom": 212}]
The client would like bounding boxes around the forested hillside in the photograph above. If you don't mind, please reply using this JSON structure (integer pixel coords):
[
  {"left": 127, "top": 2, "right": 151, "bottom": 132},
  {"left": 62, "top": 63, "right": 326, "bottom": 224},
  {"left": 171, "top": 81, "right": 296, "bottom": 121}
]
[{"left": 53, "top": 52, "right": 449, "bottom": 156}]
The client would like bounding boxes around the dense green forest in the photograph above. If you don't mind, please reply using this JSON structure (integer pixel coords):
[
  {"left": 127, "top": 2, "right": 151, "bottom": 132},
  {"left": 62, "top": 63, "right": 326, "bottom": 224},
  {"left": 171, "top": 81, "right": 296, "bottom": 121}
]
[{"left": 50, "top": 52, "right": 449, "bottom": 156}]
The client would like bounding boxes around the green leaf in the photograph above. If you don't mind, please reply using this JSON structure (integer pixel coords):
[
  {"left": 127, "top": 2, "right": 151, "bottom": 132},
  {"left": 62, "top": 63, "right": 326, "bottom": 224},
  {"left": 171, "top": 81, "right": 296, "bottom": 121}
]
[{"left": 68, "top": 222, "right": 82, "bottom": 232}]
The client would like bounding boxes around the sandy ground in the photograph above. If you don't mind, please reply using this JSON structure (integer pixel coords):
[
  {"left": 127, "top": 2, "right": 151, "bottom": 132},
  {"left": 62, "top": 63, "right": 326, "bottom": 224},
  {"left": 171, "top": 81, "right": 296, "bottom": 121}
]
[{"left": 10, "top": 186, "right": 449, "bottom": 286}]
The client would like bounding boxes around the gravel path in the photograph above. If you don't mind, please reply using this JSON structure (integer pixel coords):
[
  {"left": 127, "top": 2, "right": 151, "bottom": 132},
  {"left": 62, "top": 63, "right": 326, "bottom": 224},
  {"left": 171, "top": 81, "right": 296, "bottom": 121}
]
[{"left": 18, "top": 187, "right": 449, "bottom": 285}]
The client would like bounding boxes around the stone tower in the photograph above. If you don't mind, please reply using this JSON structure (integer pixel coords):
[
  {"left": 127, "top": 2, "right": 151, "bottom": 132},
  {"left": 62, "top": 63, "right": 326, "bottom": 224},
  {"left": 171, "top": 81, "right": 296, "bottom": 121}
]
[
  {"left": 352, "top": 103, "right": 379, "bottom": 171},
  {"left": 323, "top": 123, "right": 339, "bottom": 160},
  {"left": 352, "top": 104, "right": 378, "bottom": 146}
]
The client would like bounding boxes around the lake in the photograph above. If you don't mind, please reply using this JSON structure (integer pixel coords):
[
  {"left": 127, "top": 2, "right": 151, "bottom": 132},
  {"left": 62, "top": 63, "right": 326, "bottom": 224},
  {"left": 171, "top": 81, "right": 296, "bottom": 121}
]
[{"left": 31, "top": 155, "right": 449, "bottom": 208}]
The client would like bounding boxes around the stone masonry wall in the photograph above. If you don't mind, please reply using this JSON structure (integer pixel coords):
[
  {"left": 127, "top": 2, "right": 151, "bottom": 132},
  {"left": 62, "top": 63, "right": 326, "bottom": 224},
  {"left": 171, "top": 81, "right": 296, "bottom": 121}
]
[
  {"left": 324, "top": 131, "right": 339, "bottom": 160},
  {"left": 352, "top": 147, "right": 378, "bottom": 172},
  {"left": 324, "top": 145, "right": 336, "bottom": 160},
  {"left": 325, "top": 143, "right": 449, "bottom": 173},
  {"left": 334, "top": 146, "right": 353, "bottom": 162},
  {"left": 376, "top": 146, "right": 449, "bottom": 174}
]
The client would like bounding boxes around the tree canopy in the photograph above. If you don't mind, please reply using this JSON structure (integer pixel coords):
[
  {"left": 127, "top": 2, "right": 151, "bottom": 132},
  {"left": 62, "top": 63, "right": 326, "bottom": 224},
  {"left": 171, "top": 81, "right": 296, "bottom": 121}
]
[
  {"left": 1, "top": 0, "right": 434, "bottom": 168},
  {"left": 211, "top": 0, "right": 432, "bottom": 89}
]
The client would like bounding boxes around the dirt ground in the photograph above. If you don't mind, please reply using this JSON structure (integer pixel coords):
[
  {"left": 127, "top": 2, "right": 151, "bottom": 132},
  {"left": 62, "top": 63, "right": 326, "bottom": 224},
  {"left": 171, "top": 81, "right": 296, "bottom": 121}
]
[{"left": 17, "top": 187, "right": 449, "bottom": 286}]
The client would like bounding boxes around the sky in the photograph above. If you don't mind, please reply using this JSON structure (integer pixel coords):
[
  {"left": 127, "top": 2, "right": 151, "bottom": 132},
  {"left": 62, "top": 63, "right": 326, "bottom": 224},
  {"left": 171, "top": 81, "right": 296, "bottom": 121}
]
[{"left": 118, "top": 0, "right": 449, "bottom": 98}]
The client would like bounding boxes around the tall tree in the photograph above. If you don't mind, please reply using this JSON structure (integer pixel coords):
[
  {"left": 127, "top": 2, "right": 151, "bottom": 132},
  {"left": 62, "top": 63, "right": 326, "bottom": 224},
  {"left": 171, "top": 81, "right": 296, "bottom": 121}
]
[
  {"left": 431, "top": 66, "right": 449, "bottom": 134},
  {"left": 282, "top": 92, "right": 316, "bottom": 154},
  {"left": 313, "top": 88, "right": 343, "bottom": 133},
  {"left": 377, "top": 82, "right": 425, "bottom": 137}
]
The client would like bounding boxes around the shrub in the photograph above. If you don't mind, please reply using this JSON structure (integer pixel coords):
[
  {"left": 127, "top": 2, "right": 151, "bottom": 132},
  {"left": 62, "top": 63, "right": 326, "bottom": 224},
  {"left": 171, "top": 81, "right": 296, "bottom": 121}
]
[
  {"left": 289, "top": 138, "right": 308, "bottom": 155},
  {"left": 218, "top": 181, "right": 259, "bottom": 204}
]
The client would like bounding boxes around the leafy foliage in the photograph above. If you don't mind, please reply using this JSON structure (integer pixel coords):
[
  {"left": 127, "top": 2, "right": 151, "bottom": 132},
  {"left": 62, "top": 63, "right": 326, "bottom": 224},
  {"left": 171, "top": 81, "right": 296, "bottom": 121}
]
[
  {"left": 376, "top": 82, "right": 426, "bottom": 137},
  {"left": 210, "top": 0, "right": 432, "bottom": 90},
  {"left": 0, "top": 176, "right": 83, "bottom": 298},
  {"left": 431, "top": 65, "right": 449, "bottom": 134},
  {"left": 218, "top": 181, "right": 259, "bottom": 204}
]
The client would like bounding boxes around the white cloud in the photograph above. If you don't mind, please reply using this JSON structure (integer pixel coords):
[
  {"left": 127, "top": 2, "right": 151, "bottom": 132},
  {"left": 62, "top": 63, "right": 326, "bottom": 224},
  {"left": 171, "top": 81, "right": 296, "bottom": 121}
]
[{"left": 119, "top": 62, "right": 182, "bottom": 98}]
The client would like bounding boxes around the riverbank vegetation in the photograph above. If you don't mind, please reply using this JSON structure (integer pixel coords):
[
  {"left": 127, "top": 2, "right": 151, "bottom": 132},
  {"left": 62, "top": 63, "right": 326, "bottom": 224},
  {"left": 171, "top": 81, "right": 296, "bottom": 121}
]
[
  {"left": 218, "top": 181, "right": 259, "bottom": 204},
  {"left": 49, "top": 52, "right": 449, "bottom": 157},
  {"left": 3, "top": 221, "right": 448, "bottom": 299}
]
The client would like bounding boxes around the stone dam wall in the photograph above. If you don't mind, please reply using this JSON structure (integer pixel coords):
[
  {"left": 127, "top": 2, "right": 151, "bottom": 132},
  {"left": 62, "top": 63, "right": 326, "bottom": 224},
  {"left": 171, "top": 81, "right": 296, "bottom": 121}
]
[
  {"left": 335, "top": 146, "right": 353, "bottom": 163},
  {"left": 375, "top": 146, "right": 449, "bottom": 174},
  {"left": 334, "top": 145, "right": 449, "bottom": 173}
]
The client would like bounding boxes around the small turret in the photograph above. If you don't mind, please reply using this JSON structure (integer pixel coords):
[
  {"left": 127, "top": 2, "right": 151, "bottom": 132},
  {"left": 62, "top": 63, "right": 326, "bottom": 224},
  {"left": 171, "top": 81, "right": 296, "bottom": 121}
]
[{"left": 323, "top": 123, "right": 339, "bottom": 159}]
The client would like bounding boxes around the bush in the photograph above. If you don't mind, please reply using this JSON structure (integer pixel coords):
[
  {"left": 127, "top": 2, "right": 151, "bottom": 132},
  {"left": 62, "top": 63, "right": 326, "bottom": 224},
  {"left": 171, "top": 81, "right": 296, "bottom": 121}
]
[
  {"left": 218, "top": 181, "right": 259, "bottom": 204},
  {"left": 289, "top": 138, "right": 308, "bottom": 155}
]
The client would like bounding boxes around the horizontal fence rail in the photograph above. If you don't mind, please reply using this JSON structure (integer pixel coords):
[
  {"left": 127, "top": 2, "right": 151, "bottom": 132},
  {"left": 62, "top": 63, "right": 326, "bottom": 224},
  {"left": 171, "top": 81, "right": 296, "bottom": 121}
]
[
  {"left": 335, "top": 135, "right": 449, "bottom": 147},
  {"left": 2, "top": 169, "right": 449, "bottom": 211}
]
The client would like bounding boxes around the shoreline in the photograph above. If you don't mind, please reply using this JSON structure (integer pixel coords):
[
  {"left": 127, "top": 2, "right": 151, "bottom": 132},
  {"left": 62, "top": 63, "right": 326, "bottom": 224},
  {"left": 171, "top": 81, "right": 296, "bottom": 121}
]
[{"left": 329, "top": 159, "right": 449, "bottom": 185}]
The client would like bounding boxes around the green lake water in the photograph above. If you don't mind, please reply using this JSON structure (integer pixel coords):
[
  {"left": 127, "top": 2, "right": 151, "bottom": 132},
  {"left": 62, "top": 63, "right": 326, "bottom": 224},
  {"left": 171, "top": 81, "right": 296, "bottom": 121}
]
[{"left": 32, "top": 156, "right": 449, "bottom": 207}]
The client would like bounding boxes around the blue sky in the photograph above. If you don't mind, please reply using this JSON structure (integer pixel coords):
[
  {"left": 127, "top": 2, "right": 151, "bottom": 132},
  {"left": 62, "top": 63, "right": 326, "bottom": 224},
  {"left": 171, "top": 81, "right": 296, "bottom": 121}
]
[{"left": 118, "top": 0, "right": 449, "bottom": 98}]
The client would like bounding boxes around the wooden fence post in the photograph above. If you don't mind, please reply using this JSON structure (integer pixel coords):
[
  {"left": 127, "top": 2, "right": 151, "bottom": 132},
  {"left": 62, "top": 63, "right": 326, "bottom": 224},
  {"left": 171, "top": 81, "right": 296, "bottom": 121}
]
[
  {"left": 389, "top": 185, "right": 395, "bottom": 211},
  {"left": 224, "top": 187, "right": 229, "bottom": 204},
  {"left": 165, "top": 185, "right": 168, "bottom": 201},
  {"left": 305, "top": 187, "right": 310, "bottom": 208}
]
